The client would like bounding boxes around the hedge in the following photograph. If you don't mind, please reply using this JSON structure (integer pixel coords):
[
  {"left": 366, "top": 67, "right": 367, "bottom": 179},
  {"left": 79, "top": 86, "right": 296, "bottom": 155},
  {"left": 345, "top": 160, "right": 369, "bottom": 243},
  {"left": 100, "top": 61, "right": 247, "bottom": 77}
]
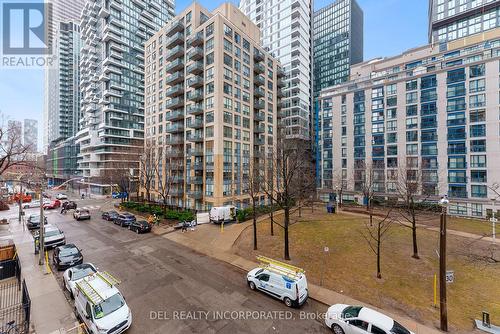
[{"left": 119, "top": 201, "right": 194, "bottom": 221}]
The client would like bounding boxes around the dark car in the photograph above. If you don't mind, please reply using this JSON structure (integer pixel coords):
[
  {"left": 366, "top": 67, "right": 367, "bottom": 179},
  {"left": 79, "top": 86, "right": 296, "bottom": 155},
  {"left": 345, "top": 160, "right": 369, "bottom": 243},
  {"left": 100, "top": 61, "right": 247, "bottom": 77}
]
[
  {"left": 114, "top": 213, "right": 136, "bottom": 227},
  {"left": 52, "top": 244, "right": 83, "bottom": 271},
  {"left": 27, "top": 214, "right": 48, "bottom": 230},
  {"left": 62, "top": 201, "right": 77, "bottom": 210},
  {"left": 128, "top": 220, "right": 151, "bottom": 234},
  {"left": 101, "top": 210, "right": 119, "bottom": 221}
]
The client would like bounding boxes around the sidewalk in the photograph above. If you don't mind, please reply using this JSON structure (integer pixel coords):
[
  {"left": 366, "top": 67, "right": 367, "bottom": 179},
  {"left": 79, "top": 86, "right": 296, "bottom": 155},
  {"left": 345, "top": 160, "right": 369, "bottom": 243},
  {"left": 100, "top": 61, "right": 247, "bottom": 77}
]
[
  {"left": 164, "top": 217, "right": 444, "bottom": 334},
  {"left": 8, "top": 216, "right": 78, "bottom": 334},
  {"left": 341, "top": 209, "right": 496, "bottom": 242}
]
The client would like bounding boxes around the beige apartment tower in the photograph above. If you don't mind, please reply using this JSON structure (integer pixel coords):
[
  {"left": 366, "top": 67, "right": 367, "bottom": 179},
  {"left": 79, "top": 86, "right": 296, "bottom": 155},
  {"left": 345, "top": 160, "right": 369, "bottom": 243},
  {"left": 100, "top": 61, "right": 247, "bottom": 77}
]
[{"left": 144, "top": 3, "right": 284, "bottom": 210}]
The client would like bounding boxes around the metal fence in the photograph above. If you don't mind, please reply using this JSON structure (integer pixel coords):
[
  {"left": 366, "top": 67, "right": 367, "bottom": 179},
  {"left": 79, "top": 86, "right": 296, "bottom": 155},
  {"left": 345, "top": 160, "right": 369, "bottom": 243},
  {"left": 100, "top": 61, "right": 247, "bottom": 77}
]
[{"left": 0, "top": 257, "right": 30, "bottom": 333}]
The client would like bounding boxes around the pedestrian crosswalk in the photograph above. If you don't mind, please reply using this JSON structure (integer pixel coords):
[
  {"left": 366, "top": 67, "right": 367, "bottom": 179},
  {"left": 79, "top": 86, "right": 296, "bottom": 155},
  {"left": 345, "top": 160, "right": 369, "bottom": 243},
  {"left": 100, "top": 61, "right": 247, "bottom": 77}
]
[{"left": 80, "top": 206, "right": 101, "bottom": 211}]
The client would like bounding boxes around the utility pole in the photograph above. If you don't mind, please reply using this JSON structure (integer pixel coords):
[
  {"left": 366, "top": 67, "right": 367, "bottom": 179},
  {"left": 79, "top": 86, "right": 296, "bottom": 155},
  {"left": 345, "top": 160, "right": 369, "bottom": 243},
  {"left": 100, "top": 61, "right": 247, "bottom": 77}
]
[
  {"left": 18, "top": 182, "right": 23, "bottom": 222},
  {"left": 38, "top": 188, "right": 45, "bottom": 265},
  {"left": 439, "top": 196, "right": 449, "bottom": 332}
]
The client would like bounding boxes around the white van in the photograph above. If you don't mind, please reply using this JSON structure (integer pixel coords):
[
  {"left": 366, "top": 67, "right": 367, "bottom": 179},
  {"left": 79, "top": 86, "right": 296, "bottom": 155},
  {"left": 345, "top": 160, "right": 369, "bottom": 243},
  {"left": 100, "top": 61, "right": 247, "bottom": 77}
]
[
  {"left": 209, "top": 206, "right": 237, "bottom": 224},
  {"left": 247, "top": 256, "right": 308, "bottom": 308},
  {"left": 74, "top": 272, "right": 131, "bottom": 334}
]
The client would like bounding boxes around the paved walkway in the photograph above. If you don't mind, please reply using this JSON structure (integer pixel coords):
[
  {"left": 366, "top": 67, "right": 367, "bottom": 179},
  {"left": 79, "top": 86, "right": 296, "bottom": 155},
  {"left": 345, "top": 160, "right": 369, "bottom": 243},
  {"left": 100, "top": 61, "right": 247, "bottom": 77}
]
[
  {"left": 164, "top": 214, "right": 447, "bottom": 334},
  {"left": 340, "top": 209, "right": 497, "bottom": 243},
  {"left": 6, "top": 213, "right": 78, "bottom": 334}
]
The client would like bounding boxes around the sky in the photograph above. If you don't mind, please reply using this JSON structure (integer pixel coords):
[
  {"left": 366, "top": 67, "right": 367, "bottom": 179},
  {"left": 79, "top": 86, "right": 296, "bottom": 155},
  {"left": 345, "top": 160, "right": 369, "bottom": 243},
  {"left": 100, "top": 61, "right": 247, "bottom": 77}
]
[{"left": 0, "top": 0, "right": 428, "bottom": 150}]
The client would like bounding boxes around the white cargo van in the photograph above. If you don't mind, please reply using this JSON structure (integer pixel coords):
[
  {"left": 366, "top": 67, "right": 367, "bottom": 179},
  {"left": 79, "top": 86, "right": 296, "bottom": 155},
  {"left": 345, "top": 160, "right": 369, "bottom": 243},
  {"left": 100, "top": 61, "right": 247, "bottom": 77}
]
[
  {"left": 209, "top": 206, "right": 237, "bottom": 224},
  {"left": 74, "top": 272, "right": 131, "bottom": 334},
  {"left": 247, "top": 256, "right": 308, "bottom": 307}
]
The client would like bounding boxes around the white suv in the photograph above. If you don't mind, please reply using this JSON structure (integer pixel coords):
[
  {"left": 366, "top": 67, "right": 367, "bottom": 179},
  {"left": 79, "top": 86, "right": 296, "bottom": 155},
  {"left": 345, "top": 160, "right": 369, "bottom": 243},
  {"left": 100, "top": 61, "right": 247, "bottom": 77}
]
[
  {"left": 325, "top": 304, "right": 414, "bottom": 334},
  {"left": 247, "top": 257, "right": 308, "bottom": 308}
]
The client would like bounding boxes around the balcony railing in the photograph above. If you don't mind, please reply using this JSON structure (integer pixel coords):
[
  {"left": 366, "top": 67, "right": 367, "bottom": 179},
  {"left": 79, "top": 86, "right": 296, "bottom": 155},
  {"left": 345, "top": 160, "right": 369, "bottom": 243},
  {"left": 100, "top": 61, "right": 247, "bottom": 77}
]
[
  {"left": 165, "top": 84, "right": 184, "bottom": 97},
  {"left": 166, "top": 32, "right": 184, "bottom": 48},
  {"left": 187, "top": 75, "right": 203, "bottom": 88},
  {"left": 166, "top": 45, "right": 184, "bottom": 61},
  {"left": 165, "top": 71, "right": 184, "bottom": 85},
  {"left": 254, "top": 87, "right": 265, "bottom": 97},
  {"left": 187, "top": 90, "right": 203, "bottom": 102},
  {"left": 254, "top": 112, "right": 265, "bottom": 121},
  {"left": 254, "top": 74, "right": 265, "bottom": 86},
  {"left": 187, "top": 118, "right": 204, "bottom": 129},
  {"left": 165, "top": 110, "right": 184, "bottom": 121},
  {"left": 254, "top": 99, "right": 265, "bottom": 109},
  {"left": 187, "top": 31, "right": 203, "bottom": 46},
  {"left": 165, "top": 97, "right": 183, "bottom": 109},
  {"left": 254, "top": 63, "right": 265, "bottom": 74},
  {"left": 165, "top": 58, "right": 184, "bottom": 73},
  {"left": 166, "top": 123, "right": 185, "bottom": 133},
  {"left": 187, "top": 133, "right": 204, "bottom": 142},
  {"left": 188, "top": 47, "right": 204, "bottom": 61},
  {"left": 187, "top": 103, "right": 203, "bottom": 115},
  {"left": 166, "top": 20, "right": 183, "bottom": 36},
  {"left": 187, "top": 61, "right": 203, "bottom": 74}
]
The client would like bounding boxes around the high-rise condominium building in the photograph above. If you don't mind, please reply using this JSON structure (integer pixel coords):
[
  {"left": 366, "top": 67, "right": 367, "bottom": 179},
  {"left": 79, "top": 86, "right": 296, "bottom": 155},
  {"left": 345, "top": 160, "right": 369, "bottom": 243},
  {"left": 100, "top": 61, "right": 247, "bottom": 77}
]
[
  {"left": 145, "top": 2, "right": 284, "bottom": 210},
  {"left": 317, "top": 28, "right": 500, "bottom": 218},
  {"left": 23, "top": 119, "right": 38, "bottom": 152},
  {"left": 46, "top": 0, "right": 86, "bottom": 49},
  {"left": 313, "top": 0, "right": 363, "bottom": 182},
  {"left": 77, "top": 0, "right": 174, "bottom": 194},
  {"left": 46, "top": 21, "right": 81, "bottom": 144},
  {"left": 428, "top": 0, "right": 500, "bottom": 43},
  {"left": 43, "top": 0, "right": 85, "bottom": 152},
  {"left": 240, "top": 0, "right": 312, "bottom": 140}
]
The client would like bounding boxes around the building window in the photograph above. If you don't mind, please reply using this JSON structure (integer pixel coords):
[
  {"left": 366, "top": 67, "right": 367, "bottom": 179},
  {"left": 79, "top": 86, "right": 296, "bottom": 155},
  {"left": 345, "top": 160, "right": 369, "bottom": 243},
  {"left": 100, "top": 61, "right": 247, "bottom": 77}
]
[
  {"left": 471, "top": 185, "right": 487, "bottom": 198},
  {"left": 469, "top": 63, "right": 485, "bottom": 78}
]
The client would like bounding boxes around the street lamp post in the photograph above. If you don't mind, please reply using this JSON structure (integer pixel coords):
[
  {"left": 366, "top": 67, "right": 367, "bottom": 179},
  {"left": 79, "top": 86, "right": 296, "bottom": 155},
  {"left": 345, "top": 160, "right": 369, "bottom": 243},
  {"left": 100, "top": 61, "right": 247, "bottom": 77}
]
[
  {"left": 335, "top": 186, "right": 339, "bottom": 213},
  {"left": 491, "top": 198, "right": 497, "bottom": 243},
  {"left": 438, "top": 195, "right": 449, "bottom": 332}
]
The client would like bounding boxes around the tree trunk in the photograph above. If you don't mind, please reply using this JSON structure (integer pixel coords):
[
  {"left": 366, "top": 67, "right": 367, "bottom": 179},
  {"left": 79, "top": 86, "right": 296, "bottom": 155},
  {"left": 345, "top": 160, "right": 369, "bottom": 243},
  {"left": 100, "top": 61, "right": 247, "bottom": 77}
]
[
  {"left": 270, "top": 209, "right": 274, "bottom": 236},
  {"left": 284, "top": 207, "right": 290, "bottom": 260},
  {"left": 376, "top": 221, "right": 381, "bottom": 278},
  {"left": 253, "top": 200, "right": 257, "bottom": 250},
  {"left": 298, "top": 204, "right": 301, "bottom": 217},
  {"left": 411, "top": 213, "right": 419, "bottom": 259}
]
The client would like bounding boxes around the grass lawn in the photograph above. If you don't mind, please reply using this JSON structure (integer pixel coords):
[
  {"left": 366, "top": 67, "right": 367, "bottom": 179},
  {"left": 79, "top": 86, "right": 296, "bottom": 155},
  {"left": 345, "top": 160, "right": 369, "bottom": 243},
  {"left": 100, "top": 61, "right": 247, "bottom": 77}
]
[{"left": 233, "top": 209, "right": 500, "bottom": 333}]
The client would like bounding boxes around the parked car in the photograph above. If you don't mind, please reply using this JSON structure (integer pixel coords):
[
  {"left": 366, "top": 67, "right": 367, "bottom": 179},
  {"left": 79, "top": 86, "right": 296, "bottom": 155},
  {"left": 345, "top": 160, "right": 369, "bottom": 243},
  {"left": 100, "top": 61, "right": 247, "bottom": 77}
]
[
  {"left": 27, "top": 214, "right": 48, "bottom": 230},
  {"left": 42, "top": 192, "right": 51, "bottom": 198},
  {"left": 62, "top": 201, "right": 77, "bottom": 210},
  {"left": 209, "top": 206, "right": 237, "bottom": 224},
  {"left": 247, "top": 256, "right": 308, "bottom": 308},
  {"left": 74, "top": 271, "right": 131, "bottom": 334},
  {"left": 55, "top": 193, "right": 68, "bottom": 200},
  {"left": 52, "top": 244, "right": 83, "bottom": 271},
  {"left": 22, "top": 199, "right": 51, "bottom": 209},
  {"left": 128, "top": 220, "right": 151, "bottom": 234},
  {"left": 63, "top": 263, "right": 97, "bottom": 298},
  {"left": 43, "top": 200, "right": 61, "bottom": 210},
  {"left": 325, "top": 304, "right": 414, "bottom": 334},
  {"left": 114, "top": 213, "right": 136, "bottom": 227},
  {"left": 34, "top": 224, "right": 65, "bottom": 249},
  {"left": 112, "top": 192, "right": 128, "bottom": 199},
  {"left": 73, "top": 209, "right": 91, "bottom": 221},
  {"left": 101, "top": 210, "right": 119, "bottom": 221}
]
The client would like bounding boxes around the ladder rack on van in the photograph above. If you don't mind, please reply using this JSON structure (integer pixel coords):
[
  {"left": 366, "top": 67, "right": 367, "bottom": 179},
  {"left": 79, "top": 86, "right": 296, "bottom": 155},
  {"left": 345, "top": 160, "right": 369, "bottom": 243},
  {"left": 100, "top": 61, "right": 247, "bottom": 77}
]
[
  {"left": 76, "top": 279, "right": 104, "bottom": 305},
  {"left": 257, "top": 255, "right": 305, "bottom": 280},
  {"left": 96, "top": 271, "right": 121, "bottom": 287}
]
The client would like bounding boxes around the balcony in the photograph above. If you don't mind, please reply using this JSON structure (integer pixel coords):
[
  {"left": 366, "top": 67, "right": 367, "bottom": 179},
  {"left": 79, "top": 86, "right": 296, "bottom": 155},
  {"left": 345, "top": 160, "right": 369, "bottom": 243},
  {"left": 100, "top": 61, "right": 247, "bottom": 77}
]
[
  {"left": 98, "top": 7, "right": 110, "bottom": 18},
  {"left": 166, "top": 150, "right": 184, "bottom": 158},
  {"left": 165, "top": 97, "right": 184, "bottom": 109},
  {"left": 187, "top": 31, "right": 203, "bottom": 46},
  {"left": 254, "top": 125, "right": 265, "bottom": 133},
  {"left": 186, "top": 61, "right": 203, "bottom": 74},
  {"left": 166, "top": 20, "right": 183, "bottom": 36},
  {"left": 187, "top": 118, "right": 204, "bottom": 129},
  {"left": 166, "top": 123, "right": 185, "bottom": 133},
  {"left": 189, "top": 149, "right": 204, "bottom": 156},
  {"left": 171, "top": 176, "right": 184, "bottom": 184},
  {"left": 254, "top": 87, "right": 265, "bottom": 97},
  {"left": 165, "top": 84, "right": 184, "bottom": 97},
  {"left": 165, "top": 110, "right": 184, "bottom": 121},
  {"left": 166, "top": 45, "right": 184, "bottom": 61},
  {"left": 170, "top": 188, "right": 184, "bottom": 196},
  {"left": 277, "top": 68, "right": 285, "bottom": 77},
  {"left": 188, "top": 47, "right": 204, "bottom": 61},
  {"left": 165, "top": 58, "right": 184, "bottom": 73},
  {"left": 187, "top": 89, "right": 203, "bottom": 102},
  {"left": 254, "top": 112, "right": 265, "bottom": 121},
  {"left": 171, "top": 163, "right": 185, "bottom": 171},
  {"left": 277, "top": 79, "right": 285, "bottom": 87},
  {"left": 254, "top": 63, "right": 265, "bottom": 74},
  {"left": 165, "top": 136, "right": 184, "bottom": 145},
  {"left": 189, "top": 176, "right": 203, "bottom": 185},
  {"left": 188, "top": 190, "right": 203, "bottom": 199},
  {"left": 254, "top": 74, "right": 265, "bottom": 86},
  {"left": 277, "top": 89, "right": 284, "bottom": 98},
  {"left": 254, "top": 136, "right": 265, "bottom": 145},
  {"left": 254, "top": 49, "right": 264, "bottom": 62},
  {"left": 187, "top": 75, "right": 203, "bottom": 88},
  {"left": 193, "top": 163, "right": 204, "bottom": 171},
  {"left": 187, "top": 103, "right": 203, "bottom": 115},
  {"left": 254, "top": 99, "right": 265, "bottom": 110},
  {"left": 165, "top": 71, "right": 184, "bottom": 85},
  {"left": 187, "top": 133, "right": 204, "bottom": 142},
  {"left": 166, "top": 32, "right": 184, "bottom": 48}
]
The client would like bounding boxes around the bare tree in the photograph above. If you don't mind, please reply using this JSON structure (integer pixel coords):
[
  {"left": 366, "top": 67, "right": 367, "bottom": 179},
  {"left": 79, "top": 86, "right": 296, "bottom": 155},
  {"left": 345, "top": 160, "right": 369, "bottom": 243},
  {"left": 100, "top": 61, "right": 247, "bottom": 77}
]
[
  {"left": 0, "top": 115, "right": 32, "bottom": 176},
  {"left": 138, "top": 140, "right": 158, "bottom": 204},
  {"left": 332, "top": 169, "right": 351, "bottom": 209},
  {"left": 244, "top": 158, "right": 262, "bottom": 250},
  {"left": 155, "top": 147, "right": 175, "bottom": 213},
  {"left": 358, "top": 162, "right": 375, "bottom": 226},
  {"left": 262, "top": 135, "right": 315, "bottom": 261},
  {"left": 361, "top": 208, "right": 395, "bottom": 279}
]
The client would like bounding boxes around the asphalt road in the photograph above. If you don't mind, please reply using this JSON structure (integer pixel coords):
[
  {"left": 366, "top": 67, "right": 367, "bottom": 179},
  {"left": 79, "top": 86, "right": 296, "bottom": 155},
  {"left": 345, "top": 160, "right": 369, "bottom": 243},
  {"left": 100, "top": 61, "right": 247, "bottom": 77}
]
[{"left": 27, "top": 196, "right": 331, "bottom": 334}]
